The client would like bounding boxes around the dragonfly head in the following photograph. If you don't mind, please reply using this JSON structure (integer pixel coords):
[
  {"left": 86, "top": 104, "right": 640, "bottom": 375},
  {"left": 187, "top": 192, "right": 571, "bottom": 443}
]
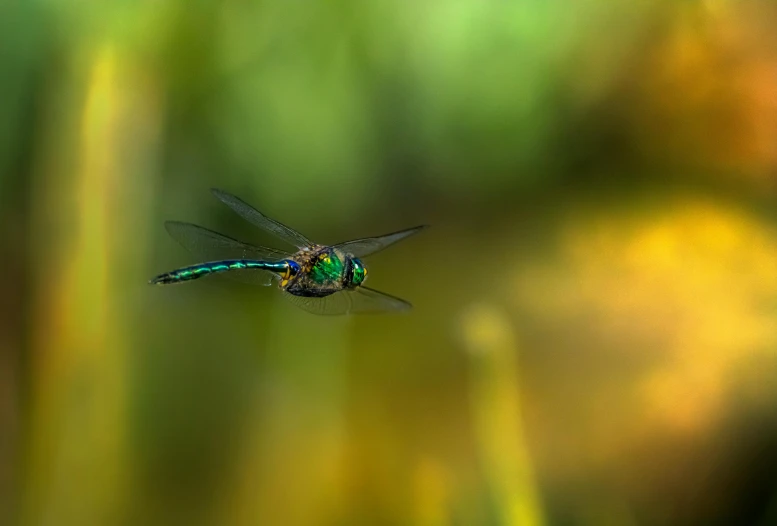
[
  {"left": 280, "top": 260, "right": 301, "bottom": 287},
  {"left": 351, "top": 258, "right": 368, "bottom": 287}
]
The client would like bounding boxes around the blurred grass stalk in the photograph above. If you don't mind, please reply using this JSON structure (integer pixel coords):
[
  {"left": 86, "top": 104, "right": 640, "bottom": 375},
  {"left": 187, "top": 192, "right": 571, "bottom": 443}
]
[
  {"left": 217, "top": 310, "right": 350, "bottom": 526},
  {"left": 23, "top": 43, "right": 160, "bottom": 525},
  {"left": 463, "top": 305, "right": 545, "bottom": 526}
]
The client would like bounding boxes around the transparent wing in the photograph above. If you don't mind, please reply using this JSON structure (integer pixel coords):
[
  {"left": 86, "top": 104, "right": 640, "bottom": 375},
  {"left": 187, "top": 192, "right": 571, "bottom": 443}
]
[
  {"left": 349, "top": 286, "right": 412, "bottom": 312},
  {"left": 218, "top": 268, "right": 278, "bottom": 286},
  {"left": 283, "top": 287, "right": 412, "bottom": 315},
  {"left": 165, "top": 221, "right": 291, "bottom": 261},
  {"left": 284, "top": 292, "right": 352, "bottom": 315},
  {"left": 164, "top": 222, "right": 286, "bottom": 286},
  {"left": 333, "top": 225, "right": 428, "bottom": 258},
  {"left": 211, "top": 188, "right": 313, "bottom": 249}
]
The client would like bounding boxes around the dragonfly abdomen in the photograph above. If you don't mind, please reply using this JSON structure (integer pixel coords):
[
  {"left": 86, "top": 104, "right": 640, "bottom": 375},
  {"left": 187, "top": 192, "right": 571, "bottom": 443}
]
[{"left": 150, "top": 260, "right": 287, "bottom": 285}]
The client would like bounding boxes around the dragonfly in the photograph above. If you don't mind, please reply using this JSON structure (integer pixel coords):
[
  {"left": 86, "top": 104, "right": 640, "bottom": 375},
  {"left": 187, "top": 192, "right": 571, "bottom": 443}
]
[{"left": 149, "top": 189, "right": 428, "bottom": 315}]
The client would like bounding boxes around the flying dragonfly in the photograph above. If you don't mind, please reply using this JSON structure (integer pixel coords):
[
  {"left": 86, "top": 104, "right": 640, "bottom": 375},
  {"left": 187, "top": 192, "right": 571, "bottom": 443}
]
[{"left": 149, "top": 189, "right": 428, "bottom": 314}]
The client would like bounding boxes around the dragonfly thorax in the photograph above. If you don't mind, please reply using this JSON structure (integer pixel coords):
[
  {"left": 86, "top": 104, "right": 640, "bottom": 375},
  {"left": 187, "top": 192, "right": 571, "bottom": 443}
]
[{"left": 281, "top": 247, "right": 367, "bottom": 297}]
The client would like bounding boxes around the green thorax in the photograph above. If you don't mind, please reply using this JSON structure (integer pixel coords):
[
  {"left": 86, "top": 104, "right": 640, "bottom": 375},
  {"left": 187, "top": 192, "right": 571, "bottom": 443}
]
[{"left": 308, "top": 250, "right": 345, "bottom": 284}]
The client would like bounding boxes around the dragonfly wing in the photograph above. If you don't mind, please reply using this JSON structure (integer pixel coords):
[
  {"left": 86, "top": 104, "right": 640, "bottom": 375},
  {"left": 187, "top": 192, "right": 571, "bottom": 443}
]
[
  {"left": 283, "top": 291, "right": 353, "bottom": 315},
  {"left": 333, "top": 225, "right": 428, "bottom": 258},
  {"left": 211, "top": 189, "right": 313, "bottom": 249},
  {"left": 283, "top": 287, "right": 411, "bottom": 315},
  {"left": 164, "top": 222, "right": 286, "bottom": 286},
  {"left": 215, "top": 268, "right": 278, "bottom": 286},
  {"left": 348, "top": 286, "right": 412, "bottom": 312},
  {"left": 165, "top": 221, "right": 291, "bottom": 261}
]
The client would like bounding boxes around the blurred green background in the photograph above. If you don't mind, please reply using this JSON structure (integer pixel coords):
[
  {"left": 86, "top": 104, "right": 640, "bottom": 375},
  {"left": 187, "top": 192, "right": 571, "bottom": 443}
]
[{"left": 3, "top": 1, "right": 777, "bottom": 525}]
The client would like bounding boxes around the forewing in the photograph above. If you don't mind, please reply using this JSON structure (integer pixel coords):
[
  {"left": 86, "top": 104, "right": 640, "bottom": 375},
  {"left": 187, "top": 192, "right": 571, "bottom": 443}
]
[
  {"left": 211, "top": 188, "right": 313, "bottom": 249},
  {"left": 283, "top": 287, "right": 411, "bottom": 315},
  {"left": 283, "top": 292, "right": 352, "bottom": 315},
  {"left": 333, "top": 225, "right": 428, "bottom": 258},
  {"left": 348, "top": 286, "right": 412, "bottom": 313}
]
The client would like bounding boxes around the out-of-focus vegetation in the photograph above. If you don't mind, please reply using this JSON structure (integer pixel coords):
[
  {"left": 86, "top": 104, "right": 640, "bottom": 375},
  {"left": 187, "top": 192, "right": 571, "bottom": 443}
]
[{"left": 3, "top": 1, "right": 777, "bottom": 525}]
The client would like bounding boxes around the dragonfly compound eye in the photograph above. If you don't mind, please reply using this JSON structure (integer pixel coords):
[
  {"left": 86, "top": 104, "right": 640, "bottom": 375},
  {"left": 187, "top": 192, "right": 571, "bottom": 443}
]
[{"left": 351, "top": 258, "right": 367, "bottom": 286}]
